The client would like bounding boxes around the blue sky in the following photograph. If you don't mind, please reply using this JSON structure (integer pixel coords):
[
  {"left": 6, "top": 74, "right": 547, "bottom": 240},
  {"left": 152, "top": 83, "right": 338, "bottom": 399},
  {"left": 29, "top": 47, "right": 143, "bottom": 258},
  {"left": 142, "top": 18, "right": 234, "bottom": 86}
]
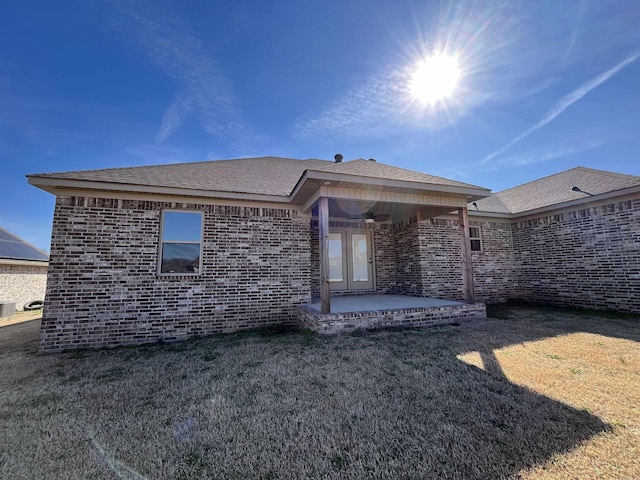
[{"left": 2, "top": 0, "right": 640, "bottom": 251}]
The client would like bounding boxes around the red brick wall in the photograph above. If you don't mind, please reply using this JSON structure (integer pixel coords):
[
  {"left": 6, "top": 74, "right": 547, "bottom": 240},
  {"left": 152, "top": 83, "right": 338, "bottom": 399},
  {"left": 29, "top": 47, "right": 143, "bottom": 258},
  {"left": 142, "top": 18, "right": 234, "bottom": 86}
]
[
  {"left": 308, "top": 216, "right": 518, "bottom": 304},
  {"left": 373, "top": 226, "right": 396, "bottom": 294}
]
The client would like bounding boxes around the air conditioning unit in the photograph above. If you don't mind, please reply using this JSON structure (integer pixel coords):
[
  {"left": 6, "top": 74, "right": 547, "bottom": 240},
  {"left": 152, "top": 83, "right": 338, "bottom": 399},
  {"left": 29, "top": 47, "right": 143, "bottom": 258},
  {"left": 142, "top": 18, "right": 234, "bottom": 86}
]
[{"left": 0, "top": 301, "right": 16, "bottom": 318}]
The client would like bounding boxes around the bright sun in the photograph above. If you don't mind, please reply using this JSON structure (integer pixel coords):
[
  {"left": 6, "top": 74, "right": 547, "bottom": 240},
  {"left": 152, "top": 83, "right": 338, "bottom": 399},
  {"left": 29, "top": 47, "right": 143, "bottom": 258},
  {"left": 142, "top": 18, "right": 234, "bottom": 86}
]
[{"left": 410, "top": 54, "right": 460, "bottom": 104}]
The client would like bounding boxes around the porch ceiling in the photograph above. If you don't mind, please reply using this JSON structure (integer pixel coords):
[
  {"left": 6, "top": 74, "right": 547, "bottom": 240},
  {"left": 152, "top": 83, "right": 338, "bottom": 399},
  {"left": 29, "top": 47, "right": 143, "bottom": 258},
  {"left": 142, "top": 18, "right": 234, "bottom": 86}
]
[
  {"left": 293, "top": 171, "right": 490, "bottom": 224},
  {"left": 311, "top": 198, "right": 453, "bottom": 223}
]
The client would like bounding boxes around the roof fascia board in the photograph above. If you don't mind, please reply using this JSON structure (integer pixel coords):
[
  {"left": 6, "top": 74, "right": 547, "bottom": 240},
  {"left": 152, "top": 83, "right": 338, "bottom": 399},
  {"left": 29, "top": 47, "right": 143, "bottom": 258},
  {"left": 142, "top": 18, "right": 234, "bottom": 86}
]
[
  {"left": 438, "top": 210, "right": 513, "bottom": 221},
  {"left": 0, "top": 259, "right": 49, "bottom": 267},
  {"left": 467, "top": 211, "right": 513, "bottom": 219},
  {"left": 509, "top": 185, "right": 640, "bottom": 219},
  {"left": 302, "top": 189, "right": 321, "bottom": 213},
  {"left": 28, "top": 176, "right": 291, "bottom": 204},
  {"left": 35, "top": 186, "right": 302, "bottom": 211},
  {"left": 289, "top": 170, "right": 312, "bottom": 201}
]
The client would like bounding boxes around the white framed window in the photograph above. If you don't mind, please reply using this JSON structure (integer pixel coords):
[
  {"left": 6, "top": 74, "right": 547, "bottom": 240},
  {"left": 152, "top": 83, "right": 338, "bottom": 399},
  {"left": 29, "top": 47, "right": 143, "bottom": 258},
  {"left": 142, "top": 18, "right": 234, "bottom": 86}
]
[
  {"left": 469, "top": 226, "right": 482, "bottom": 252},
  {"left": 159, "top": 210, "right": 203, "bottom": 274}
]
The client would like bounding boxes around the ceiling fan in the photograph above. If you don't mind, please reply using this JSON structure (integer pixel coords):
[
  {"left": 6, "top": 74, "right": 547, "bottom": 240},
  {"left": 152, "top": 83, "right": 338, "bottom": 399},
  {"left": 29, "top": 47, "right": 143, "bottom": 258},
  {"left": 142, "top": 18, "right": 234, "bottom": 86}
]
[{"left": 348, "top": 210, "right": 391, "bottom": 223}]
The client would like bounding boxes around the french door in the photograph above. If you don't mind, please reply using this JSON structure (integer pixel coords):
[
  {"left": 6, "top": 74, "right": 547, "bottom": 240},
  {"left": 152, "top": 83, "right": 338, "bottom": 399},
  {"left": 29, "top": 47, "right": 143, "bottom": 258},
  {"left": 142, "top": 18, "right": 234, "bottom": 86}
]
[{"left": 328, "top": 229, "right": 374, "bottom": 291}]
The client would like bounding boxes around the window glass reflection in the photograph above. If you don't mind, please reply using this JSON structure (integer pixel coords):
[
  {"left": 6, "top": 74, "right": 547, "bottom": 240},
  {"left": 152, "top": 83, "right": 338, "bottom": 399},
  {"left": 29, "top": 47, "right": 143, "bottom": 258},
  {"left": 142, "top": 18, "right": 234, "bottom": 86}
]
[
  {"left": 163, "top": 211, "right": 202, "bottom": 241},
  {"left": 328, "top": 233, "right": 343, "bottom": 282}
]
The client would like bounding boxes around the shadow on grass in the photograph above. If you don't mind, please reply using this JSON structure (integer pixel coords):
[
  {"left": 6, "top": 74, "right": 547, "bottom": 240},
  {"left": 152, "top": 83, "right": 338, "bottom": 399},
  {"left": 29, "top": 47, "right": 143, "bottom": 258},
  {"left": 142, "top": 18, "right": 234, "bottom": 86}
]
[
  {"left": 341, "top": 325, "right": 613, "bottom": 479},
  {"left": 90, "top": 321, "right": 616, "bottom": 476},
  {"left": 2, "top": 307, "right": 633, "bottom": 478},
  {"left": 0, "top": 318, "right": 41, "bottom": 354},
  {"left": 487, "top": 301, "right": 640, "bottom": 344}
]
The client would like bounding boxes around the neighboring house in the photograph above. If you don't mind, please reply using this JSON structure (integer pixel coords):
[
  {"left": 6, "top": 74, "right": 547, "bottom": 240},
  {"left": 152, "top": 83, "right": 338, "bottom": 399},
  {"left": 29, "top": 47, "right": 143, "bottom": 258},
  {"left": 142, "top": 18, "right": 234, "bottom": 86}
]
[
  {"left": 28, "top": 158, "right": 640, "bottom": 351},
  {"left": 0, "top": 227, "right": 49, "bottom": 313}
]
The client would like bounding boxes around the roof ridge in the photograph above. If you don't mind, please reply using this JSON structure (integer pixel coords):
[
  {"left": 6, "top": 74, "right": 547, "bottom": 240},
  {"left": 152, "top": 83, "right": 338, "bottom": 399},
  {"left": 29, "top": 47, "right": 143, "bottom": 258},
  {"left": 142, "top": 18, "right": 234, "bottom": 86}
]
[
  {"left": 573, "top": 165, "right": 640, "bottom": 181},
  {"left": 312, "top": 158, "right": 489, "bottom": 190},
  {"left": 486, "top": 165, "right": 640, "bottom": 215},
  {"left": 494, "top": 165, "right": 640, "bottom": 196},
  {"left": 493, "top": 166, "right": 584, "bottom": 195}
]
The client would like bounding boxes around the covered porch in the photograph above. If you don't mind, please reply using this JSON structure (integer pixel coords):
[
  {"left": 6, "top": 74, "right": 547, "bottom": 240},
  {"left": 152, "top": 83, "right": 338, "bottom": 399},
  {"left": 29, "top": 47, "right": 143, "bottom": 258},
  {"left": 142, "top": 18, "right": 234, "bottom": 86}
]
[
  {"left": 297, "top": 294, "right": 487, "bottom": 334},
  {"left": 290, "top": 157, "right": 491, "bottom": 332}
]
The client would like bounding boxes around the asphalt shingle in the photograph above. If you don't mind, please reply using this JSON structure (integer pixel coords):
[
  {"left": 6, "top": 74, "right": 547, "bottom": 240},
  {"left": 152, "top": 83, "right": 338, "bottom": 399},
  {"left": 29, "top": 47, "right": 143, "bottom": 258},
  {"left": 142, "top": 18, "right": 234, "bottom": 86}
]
[
  {"left": 474, "top": 166, "right": 640, "bottom": 214},
  {"left": 314, "top": 159, "right": 486, "bottom": 189},
  {"left": 30, "top": 157, "right": 332, "bottom": 197},
  {"left": 29, "top": 156, "right": 487, "bottom": 196}
]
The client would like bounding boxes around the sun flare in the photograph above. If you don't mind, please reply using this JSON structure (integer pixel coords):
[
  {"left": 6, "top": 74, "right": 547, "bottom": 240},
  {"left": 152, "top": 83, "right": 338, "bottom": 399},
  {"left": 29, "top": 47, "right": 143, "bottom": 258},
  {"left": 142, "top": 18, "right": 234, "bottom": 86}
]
[{"left": 410, "top": 54, "right": 460, "bottom": 104}]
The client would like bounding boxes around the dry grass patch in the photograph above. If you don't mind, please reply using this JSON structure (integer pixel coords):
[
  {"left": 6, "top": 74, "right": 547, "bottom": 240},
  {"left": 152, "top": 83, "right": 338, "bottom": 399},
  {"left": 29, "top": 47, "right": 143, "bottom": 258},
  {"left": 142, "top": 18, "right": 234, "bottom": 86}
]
[
  {"left": 1, "top": 307, "right": 638, "bottom": 479},
  {"left": 463, "top": 305, "right": 640, "bottom": 479},
  {"left": 0, "top": 309, "right": 42, "bottom": 328}
]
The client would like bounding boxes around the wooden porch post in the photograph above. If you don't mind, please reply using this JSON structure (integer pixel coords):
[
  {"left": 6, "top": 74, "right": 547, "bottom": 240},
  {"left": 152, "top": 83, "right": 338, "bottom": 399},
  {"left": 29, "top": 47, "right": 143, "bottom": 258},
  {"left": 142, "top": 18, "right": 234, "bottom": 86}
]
[
  {"left": 319, "top": 197, "right": 331, "bottom": 314},
  {"left": 458, "top": 207, "right": 476, "bottom": 304}
]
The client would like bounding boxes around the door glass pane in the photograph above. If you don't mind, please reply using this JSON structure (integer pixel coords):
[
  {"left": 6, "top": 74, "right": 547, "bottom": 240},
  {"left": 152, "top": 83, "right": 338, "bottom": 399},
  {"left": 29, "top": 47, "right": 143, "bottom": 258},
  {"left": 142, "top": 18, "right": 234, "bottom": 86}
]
[
  {"left": 328, "top": 233, "right": 343, "bottom": 282},
  {"left": 351, "top": 233, "right": 369, "bottom": 282}
]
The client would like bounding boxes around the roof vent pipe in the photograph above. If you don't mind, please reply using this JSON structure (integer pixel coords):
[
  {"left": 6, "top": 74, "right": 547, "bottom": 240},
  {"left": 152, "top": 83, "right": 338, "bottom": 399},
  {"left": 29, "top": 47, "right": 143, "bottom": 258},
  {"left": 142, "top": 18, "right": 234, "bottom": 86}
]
[
  {"left": 368, "top": 158, "right": 376, "bottom": 162},
  {"left": 334, "top": 154, "right": 343, "bottom": 163}
]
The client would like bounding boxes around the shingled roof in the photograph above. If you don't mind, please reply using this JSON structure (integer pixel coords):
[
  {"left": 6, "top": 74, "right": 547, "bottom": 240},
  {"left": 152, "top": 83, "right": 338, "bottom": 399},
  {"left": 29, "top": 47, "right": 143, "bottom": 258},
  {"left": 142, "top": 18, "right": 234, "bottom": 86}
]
[
  {"left": 312, "top": 159, "right": 482, "bottom": 189},
  {"left": 29, "top": 157, "right": 330, "bottom": 197},
  {"left": 28, "top": 156, "right": 486, "bottom": 197},
  {"left": 474, "top": 166, "right": 640, "bottom": 214}
]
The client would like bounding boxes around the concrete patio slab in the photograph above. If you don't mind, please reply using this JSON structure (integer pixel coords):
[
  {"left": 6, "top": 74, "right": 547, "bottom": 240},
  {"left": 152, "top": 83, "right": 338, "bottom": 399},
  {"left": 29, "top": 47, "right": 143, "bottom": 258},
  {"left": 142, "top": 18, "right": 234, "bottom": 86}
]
[
  {"left": 307, "top": 294, "right": 463, "bottom": 313},
  {"left": 298, "top": 294, "right": 486, "bottom": 334}
]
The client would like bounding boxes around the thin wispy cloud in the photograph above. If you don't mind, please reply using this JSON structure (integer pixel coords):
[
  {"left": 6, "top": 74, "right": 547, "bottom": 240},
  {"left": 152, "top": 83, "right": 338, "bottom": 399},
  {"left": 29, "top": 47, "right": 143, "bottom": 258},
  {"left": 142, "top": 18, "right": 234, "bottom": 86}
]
[
  {"left": 565, "top": 0, "right": 585, "bottom": 60},
  {"left": 113, "top": 143, "right": 212, "bottom": 167},
  {"left": 293, "top": 69, "right": 409, "bottom": 139},
  {"left": 293, "top": 65, "right": 468, "bottom": 139},
  {"left": 486, "top": 138, "right": 605, "bottom": 171},
  {"left": 482, "top": 53, "right": 638, "bottom": 164},
  {"left": 502, "top": 77, "right": 557, "bottom": 103},
  {"left": 107, "top": 0, "right": 242, "bottom": 144},
  {"left": 291, "top": 1, "right": 560, "bottom": 141}
]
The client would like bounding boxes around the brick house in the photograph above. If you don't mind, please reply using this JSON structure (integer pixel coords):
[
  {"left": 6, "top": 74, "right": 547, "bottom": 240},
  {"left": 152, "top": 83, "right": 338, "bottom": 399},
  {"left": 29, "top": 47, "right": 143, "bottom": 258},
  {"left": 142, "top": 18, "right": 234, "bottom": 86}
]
[
  {"left": 28, "top": 158, "right": 640, "bottom": 351},
  {"left": 469, "top": 166, "right": 640, "bottom": 312},
  {"left": 0, "top": 227, "right": 49, "bottom": 315}
]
